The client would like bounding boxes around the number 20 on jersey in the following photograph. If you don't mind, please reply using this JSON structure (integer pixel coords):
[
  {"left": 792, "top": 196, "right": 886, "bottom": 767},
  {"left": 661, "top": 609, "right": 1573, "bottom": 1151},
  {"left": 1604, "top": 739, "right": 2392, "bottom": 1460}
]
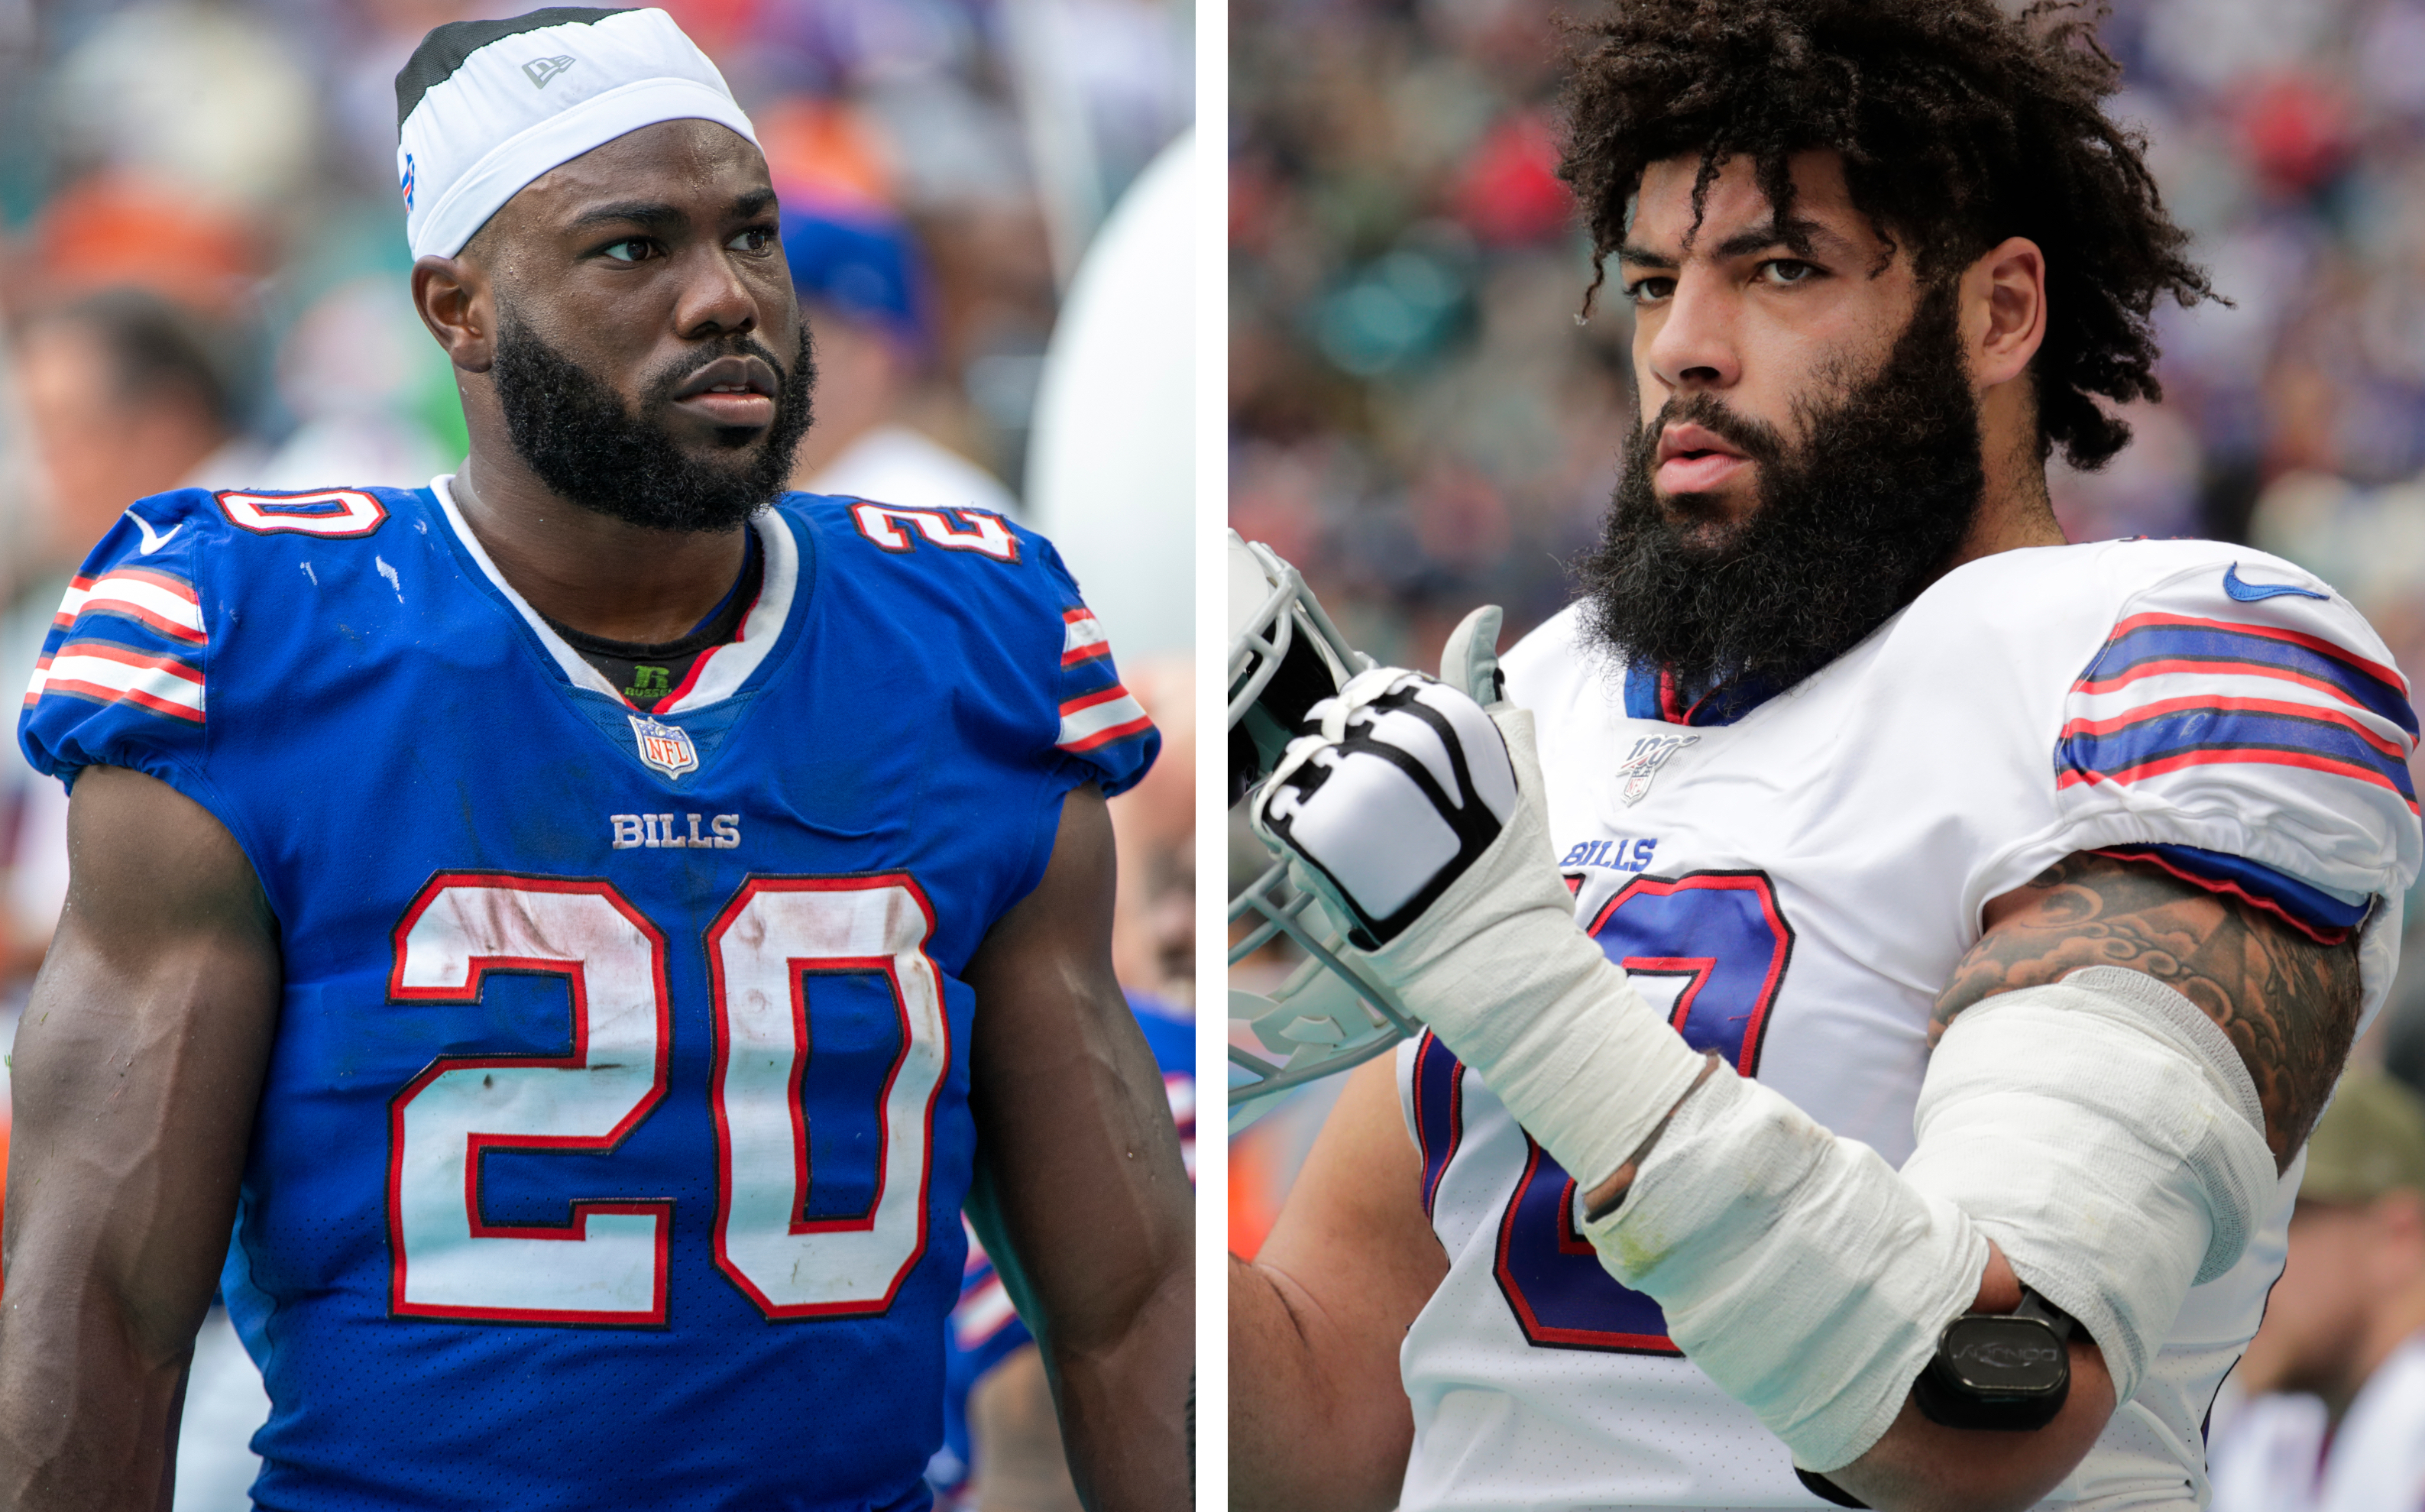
[{"left": 387, "top": 871, "right": 948, "bottom": 1326}]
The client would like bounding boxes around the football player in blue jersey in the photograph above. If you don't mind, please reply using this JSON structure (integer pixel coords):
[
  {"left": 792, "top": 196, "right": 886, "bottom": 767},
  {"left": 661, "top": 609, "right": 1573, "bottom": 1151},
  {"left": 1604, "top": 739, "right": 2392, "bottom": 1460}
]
[{"left": 0, "top": 9, "right": 1189, "bottom": 1510}]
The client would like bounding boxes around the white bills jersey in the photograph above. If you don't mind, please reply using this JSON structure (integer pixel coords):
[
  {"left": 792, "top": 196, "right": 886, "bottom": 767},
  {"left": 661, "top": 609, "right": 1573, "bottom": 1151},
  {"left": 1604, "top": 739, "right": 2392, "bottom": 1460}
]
[{"left": 1394, "top": 539, "right": 2422, "bottom": 1511}]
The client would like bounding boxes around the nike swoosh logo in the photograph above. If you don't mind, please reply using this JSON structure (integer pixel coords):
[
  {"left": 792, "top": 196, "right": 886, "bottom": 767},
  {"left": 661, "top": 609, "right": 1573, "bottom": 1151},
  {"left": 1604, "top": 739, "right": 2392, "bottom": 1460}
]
[
  {"left": 2223, "top": 562, "right": 2326, "bottom": 603},
  {"left": 128, "top": 510, "right": 182, "bottom": 555}
]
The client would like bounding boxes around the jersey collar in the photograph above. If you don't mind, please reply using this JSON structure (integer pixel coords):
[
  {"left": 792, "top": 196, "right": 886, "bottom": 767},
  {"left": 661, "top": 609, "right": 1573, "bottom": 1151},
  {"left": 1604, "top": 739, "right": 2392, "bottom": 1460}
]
[
  {"left": 1622, "top": 658, "right": 1786, "bottom": 727},
  {"left": 427, "top": 473, "right": 799, "bottom": 714}
]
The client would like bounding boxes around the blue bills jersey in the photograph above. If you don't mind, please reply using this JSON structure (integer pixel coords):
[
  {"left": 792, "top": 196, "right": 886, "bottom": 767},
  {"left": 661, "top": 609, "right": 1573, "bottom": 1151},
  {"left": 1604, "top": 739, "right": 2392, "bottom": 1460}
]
[{"left": 18, "top": 480, "right": 1157, "bottom": 1512}]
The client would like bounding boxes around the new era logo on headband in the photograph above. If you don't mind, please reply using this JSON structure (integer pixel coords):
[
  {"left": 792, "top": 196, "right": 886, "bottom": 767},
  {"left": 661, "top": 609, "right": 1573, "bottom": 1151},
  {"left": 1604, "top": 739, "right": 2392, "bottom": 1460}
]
[{"left": 395, "top": 8, "right": 759, "bottom": 261}]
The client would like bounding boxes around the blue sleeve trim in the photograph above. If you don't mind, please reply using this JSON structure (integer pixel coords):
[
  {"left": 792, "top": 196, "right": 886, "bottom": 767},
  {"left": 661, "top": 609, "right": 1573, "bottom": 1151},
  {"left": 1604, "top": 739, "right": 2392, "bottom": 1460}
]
[
  {"left": 2102, "top": 843, "right": 2371, "bottom": 937},
  {"left": 2081, "top": 617, "right": 2418, "bottom": 740}
]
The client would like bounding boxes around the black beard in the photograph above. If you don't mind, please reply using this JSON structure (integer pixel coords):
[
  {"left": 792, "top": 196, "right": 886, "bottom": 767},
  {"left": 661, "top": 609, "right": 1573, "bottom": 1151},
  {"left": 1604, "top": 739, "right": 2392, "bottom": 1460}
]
[
  {"left": 491, "top": 306, "right": 816, "bottom": 534},
  {"left": 1576, "top": 280, "right": 1986, "bottom": 714}
]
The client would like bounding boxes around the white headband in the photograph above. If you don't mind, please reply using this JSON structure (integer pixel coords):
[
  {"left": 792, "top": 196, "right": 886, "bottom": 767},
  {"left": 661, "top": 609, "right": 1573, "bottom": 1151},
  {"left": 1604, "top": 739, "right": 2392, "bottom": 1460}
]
[{"left": 396, "top": 7, "right": 759, "bottom": 261}]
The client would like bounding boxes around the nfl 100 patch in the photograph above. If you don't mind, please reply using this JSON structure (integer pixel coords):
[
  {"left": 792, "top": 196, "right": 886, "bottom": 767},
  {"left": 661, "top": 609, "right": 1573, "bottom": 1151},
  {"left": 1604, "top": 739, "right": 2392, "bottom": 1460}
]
[
  {"left": 629, "top": 713, "right": 698, "bottom": 779},
  {"left": 1615, "top": 733, "right": 1698, "bottom": 805}
]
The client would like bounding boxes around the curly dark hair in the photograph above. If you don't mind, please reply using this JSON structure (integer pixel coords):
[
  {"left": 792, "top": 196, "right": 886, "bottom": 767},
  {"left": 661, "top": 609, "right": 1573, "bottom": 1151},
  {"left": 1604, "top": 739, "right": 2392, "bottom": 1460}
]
[{"left": 1559, "top": 0, "right": 2213, "bottom": 470}]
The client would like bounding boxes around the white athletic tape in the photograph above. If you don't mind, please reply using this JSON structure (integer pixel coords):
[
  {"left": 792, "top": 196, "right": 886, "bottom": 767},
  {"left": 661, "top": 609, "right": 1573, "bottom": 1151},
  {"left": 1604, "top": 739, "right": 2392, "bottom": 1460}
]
[
  {"left": 1336, "top": 704, "right": 1709, "bottom": 1193},
  {"left": 1578, "top": 965, "right": 2274, "bottom": 1470},
  {"left": 1268, "top": 679, "right": 2271, "bottom": 1464},
  {"left": 1582, "top": 1064, "right": 1989, "bottom": 1472},
  {"left": 1902, "top": 965, "right": 2278, "bottom": 1404}
]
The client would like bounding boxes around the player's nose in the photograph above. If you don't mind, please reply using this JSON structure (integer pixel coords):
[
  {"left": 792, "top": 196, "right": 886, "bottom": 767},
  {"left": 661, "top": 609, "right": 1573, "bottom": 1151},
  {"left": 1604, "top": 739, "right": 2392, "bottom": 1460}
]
[
  {"left": 672, "top": 243, "right": 760, "bottom": 342},
  {"left": 1644, "top": 270, "right": 1741, "bottom": 392}
]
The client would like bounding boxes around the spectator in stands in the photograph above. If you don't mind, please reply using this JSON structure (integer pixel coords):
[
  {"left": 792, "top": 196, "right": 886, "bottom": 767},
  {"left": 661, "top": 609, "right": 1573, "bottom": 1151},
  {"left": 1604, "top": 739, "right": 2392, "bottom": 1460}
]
[
  {"left": 14, "top": 288, "right": 255, "bottom": 561},
  {"left": 0, "top": 289, "right": 257, "bottom": 986},
  {"left": 2209, "top": 1068, "right": 2425, "bottom": 1512},
  {"left": 783, "top": 199, "right": 1021, "bottom": 520}
]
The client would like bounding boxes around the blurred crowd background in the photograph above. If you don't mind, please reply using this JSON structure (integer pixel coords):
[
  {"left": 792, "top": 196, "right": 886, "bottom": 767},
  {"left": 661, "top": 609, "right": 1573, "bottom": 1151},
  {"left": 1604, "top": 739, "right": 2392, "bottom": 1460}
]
[
  {"left": 1229, "top": 0, "right": 2425, "bottom": 684},
  {"left": 0, "top": 0, "right": 1193, "bottom": 1002},
  {"left": 1229, "top": 0, "right": 2425, "bottom": 1494},
  {"left": 0, "top": 2, "right": 1191, "bottom": 1508}
]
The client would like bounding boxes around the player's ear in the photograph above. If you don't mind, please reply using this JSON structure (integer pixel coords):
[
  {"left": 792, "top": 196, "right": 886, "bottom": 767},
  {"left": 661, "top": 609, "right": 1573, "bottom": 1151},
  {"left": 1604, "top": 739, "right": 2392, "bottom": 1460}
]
[
  {"left": 1964, "top": 235, "right": 2046, "bottom": 390},
  {"left": 412, "top": 254, "right": 495, "bottom": 374}
]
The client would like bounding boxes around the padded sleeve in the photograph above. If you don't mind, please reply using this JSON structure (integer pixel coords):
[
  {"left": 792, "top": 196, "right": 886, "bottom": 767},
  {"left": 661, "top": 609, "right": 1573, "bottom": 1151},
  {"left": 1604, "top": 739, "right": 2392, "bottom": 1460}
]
[
  {"left": 1034, "top": 539, "right": 1159, "bottom": 799},
  {"left": 2050, "top": 555, "right": 2423, "bottom": 906},
  {"left": 17, "top": 490, "right": 219, "bottom": 795}
]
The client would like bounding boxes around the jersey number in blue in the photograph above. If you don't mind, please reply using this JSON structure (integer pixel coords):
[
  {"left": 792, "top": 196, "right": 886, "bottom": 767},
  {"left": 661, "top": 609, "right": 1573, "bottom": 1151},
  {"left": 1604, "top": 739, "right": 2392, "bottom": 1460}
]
[{"left": 1487, "top": 869, "right": 1793, "bottom": 1353}]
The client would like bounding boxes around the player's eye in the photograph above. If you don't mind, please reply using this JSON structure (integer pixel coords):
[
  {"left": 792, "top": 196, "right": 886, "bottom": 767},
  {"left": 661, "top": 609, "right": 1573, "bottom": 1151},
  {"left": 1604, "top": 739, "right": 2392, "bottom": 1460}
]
[
  {"left": 727, "top": 226, "right": 777, "bottom": 254},
  {"left": 1623, "top": 275, "right": 1675, "bottom": 306},
  {"left": 601, "top": 238, "right": 657, "bottom": 264},
  {"left": 1758, "top": 258, "right": 1818, "bottom": 287}
]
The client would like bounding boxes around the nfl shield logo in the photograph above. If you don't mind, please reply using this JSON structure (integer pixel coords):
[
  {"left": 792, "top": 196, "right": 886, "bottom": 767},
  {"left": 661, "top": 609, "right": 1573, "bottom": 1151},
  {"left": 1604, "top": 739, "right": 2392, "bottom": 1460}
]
[{"left": 629, "top": 714, "right": 698, "bottom": 780}]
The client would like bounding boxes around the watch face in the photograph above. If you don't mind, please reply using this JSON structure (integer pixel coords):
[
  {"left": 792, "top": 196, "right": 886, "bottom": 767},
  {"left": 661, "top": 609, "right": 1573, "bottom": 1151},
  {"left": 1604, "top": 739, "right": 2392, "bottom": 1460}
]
[{"left": 1941, "top": 1315, "right": 2067, "bottom": 1395}]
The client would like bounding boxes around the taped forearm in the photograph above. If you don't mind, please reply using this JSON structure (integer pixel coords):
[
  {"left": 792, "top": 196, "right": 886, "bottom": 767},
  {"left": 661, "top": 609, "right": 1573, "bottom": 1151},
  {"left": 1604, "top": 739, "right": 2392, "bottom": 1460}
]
[
  {"left": 1252, "top": 676, "right": 2272, "bottom": 1469},
  {"left": 1900, "top": 966, "right": 2277, "bottom": 1401},
  {"left": 1582, "top": 1065, "right": 1987, "bottom": 1471},
  {"left": 1578, "top": 964, "right": 2278, "bottom": 1473},
  {"left": 1249, "top": 672, "right": 1708, "bottom": 1187}
]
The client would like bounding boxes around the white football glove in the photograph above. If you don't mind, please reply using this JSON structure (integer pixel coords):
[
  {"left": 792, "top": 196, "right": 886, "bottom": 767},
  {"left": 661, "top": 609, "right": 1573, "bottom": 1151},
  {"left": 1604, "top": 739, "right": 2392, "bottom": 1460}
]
[
  {"left": 1245, "top": 652, "right": 1979, "bottom": 1472},
  {"left": 1250, "top": 667, "right": 1519, "bottom": 947},
  {"left": 1248, "top": 665, "right": 1708, "bottom": 1196}
]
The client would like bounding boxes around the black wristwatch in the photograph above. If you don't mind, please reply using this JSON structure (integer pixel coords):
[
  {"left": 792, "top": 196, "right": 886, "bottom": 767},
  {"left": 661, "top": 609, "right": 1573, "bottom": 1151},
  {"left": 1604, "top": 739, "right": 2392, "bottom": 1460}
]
[
  {"left": 1792, "top": 1289, "right": 2077, "bottom": 1509},
  {"left": 1913, "top": 1287, "right": 2077, "bottom": 1431}
]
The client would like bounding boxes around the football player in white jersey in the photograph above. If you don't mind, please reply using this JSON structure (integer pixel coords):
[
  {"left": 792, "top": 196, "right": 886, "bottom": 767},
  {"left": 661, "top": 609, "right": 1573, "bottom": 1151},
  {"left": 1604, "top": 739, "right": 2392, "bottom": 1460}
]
[{"left": 1229, "top": 2, "right": 2425, "bottom": 1510}]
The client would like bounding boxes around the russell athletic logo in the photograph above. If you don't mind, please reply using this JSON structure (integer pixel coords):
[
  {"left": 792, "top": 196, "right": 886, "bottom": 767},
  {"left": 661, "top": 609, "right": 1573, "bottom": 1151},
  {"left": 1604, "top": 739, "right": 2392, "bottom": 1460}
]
[
  {"left": 523, "top": 54, "right": 576, "bottom": 88},
  {"left": 629, "top": 714, "right": 698, "bottom": 780}
]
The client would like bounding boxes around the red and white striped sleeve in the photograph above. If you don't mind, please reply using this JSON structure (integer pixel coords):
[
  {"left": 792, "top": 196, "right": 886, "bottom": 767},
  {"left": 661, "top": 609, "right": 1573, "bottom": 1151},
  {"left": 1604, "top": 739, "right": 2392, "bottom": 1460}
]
[{"left": 19, "top": 493, "right": 219, "bottom": 792}]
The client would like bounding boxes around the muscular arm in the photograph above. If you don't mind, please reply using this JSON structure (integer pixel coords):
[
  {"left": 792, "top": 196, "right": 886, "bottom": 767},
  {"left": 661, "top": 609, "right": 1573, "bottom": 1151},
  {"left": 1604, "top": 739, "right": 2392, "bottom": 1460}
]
[
  {"left": 1229, "top": 1055, "right": 1446, "bottom": 1512},
  {"left": 1827, "top": 850, "right": 2360, "bottom": 1511},
  {"left": 966, "top": 1344, "right": 1084, "bottom": 1512},
  {"left": 0, "top": 766, "right": 281, "bottom": 1510},
  {"left": 962, "top": 785, "right": 1192, "bottom": 1512},
  {"left": 1931, "top": 850, "right": 2363, "bottom": 1170}
]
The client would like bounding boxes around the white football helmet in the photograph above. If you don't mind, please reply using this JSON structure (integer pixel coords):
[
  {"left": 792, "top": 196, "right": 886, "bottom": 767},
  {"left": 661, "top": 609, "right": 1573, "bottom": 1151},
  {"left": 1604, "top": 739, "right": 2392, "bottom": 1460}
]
[{"left": 1227, "top": 530, "right": 1420, "bottom": 1128}]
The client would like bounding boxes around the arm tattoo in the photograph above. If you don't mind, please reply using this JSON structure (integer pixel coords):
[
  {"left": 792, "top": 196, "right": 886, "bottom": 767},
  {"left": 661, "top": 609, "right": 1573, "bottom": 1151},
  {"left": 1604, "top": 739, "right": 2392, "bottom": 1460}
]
[{"left": 1931, "top": 851, "right": 2362, "bottom": 1171}]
